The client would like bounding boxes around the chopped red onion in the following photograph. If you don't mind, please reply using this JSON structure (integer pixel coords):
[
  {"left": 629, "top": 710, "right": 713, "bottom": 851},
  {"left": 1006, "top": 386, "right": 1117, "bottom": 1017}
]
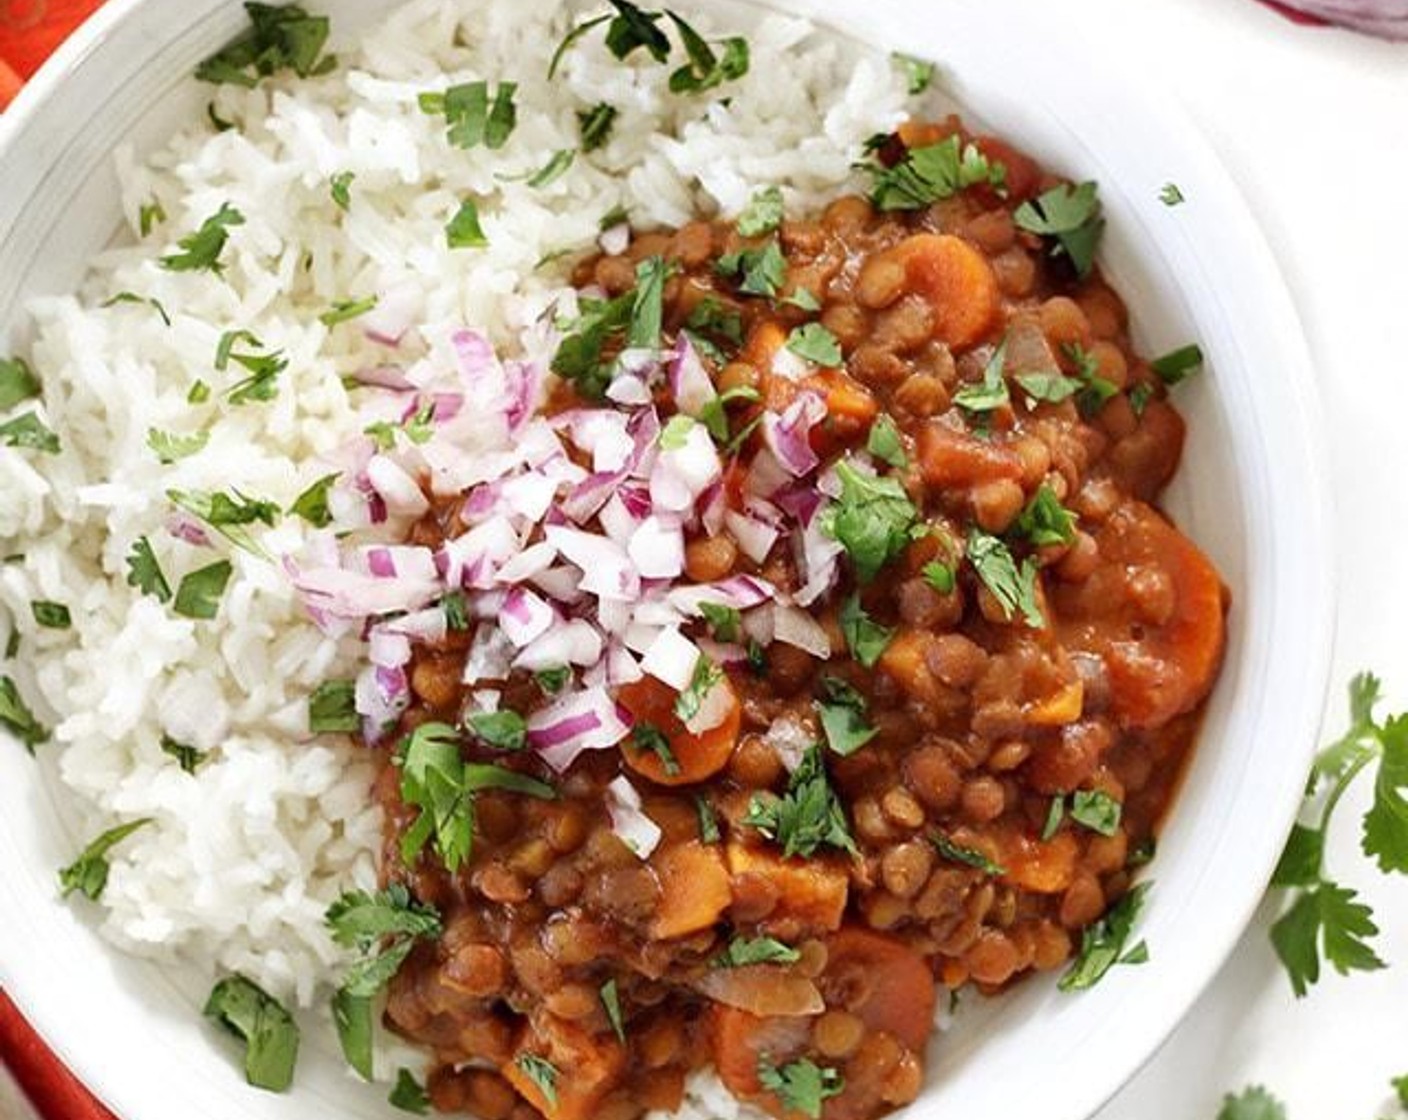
[
  {"left": 355, "top": 661, "right": 408, "bottom": 741},
  {"left": 628, "top": 515, "right": 686, "bottom": 580},
  {"left": 668, "top": 574, "right": 777, "bottom": 615},
  {"left": 529, "top": 687, "right": 632, "bottom": 772},
  {"left": 545, "top": 525, "right": 641, "bottom": 601},
  {"left": 368, "top": 627, "right": 412, "bottom": 669},
  {"left": 166, "top": 514, "right": 211, "bottom": 547},
  {"left": 650, "top": 421, "right": 722, "bottom": 513},
  {"left": 772, "top": 604, "right": 832, "bottom": 659},
  {"left": 496, "top": 541, "right": 558, "bottom": 584},
  {"left": 349, "top": 364, "right": 414, "bottom": 390},
  {"left": 770, "top": 345, "right": 810, "bottom": 382},
  {"left": 723, "top": 510, "right": 779, "bottom": 565},
  {"left": 380, "top": 608, "right": 448, "bottom": 643},
  {"left": 606, "top": 775, "right": 662, "bottom": 859},
  {"left": 361, "top": 280, "right": 422, "bottom": 348},
  {"left": 1272, "top": 0, "right": 1408, "bottom": 38},
  {"left": 762, "top": 391, "right": 826, "bottom": 478},
  {"left": 681, "top": 675, "right": 733, "bottom": 735},
  {"left": 599, "top": 222, "right": 631, "bottom": 257},
  {"left": 498, "top": 587, "right": 555, "bottom": 648},
  {"left": 366, "top": 455, "right": 431, "bottom": 518},
  {"left": 463, "top": 624, "right": 515, "bottom": 684},
  {"left": 765, "top": 714, "right": 813, "bottom": 773},
  {"left": 514, "top": 619, "right": 604, "bottom": 670},
  {"left": 641, "top": 626, "right": 702, "bottom": 690},
  {"left": 669, "top": 334, "right": 716, "bottom": 418},
  {"left": 529, "top": 565, "right": 590, "bottom": 604}
]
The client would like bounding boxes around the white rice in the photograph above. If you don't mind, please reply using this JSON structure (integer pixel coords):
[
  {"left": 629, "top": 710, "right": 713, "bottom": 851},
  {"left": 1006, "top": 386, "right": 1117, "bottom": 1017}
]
[{"left": 0, "top": 0, "right": 915, "bottom": 1098}]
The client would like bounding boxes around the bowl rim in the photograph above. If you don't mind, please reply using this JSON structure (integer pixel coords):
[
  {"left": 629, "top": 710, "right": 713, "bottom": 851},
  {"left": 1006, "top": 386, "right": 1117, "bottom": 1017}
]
[{"left": 0, "top": 2, "right": 1337, "bottom": 1119}]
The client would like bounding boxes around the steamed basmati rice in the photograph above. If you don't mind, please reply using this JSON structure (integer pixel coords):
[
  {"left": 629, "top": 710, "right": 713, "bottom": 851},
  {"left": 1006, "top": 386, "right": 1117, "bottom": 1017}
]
[{"left": 0, "top": 0, "right": 915, "bottom": 1088}]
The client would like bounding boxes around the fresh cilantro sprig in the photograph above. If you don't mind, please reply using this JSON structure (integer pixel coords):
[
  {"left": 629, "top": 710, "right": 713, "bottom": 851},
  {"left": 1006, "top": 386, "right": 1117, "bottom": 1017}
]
[
  {"left": 203, "top": 974, "right": 300, "bottom": 1092},
  {"left": 159, "top": 203, "right": 245, "bottom": 274},
  {"left": 820, "top": 460, "right": 921, "bottom": 583},
  {"left": 419, "top": 81, "right": 517, "bottom": 150},
  {"left": 862, "top": 134, "right": 1005, "bottom": 212},
  {"left": 1216, "top": 1086, "right": 1287, "bottom": 1120},
  {"left": 389, "top": 1069, "right": 430, "bottom": 1114},
  {"left": 757, "top": 1056, "right": 843, "bottom": 1120},
  {"left": 1015, "top": 181, "right": 1105, "bottom": 278},
  {"left": 0, "top": 356, "right": 40, "bottom": 410},
  {"left": 1269, "top": 672, "right": 1408, "bottom": 997},
  {"left": 838, "top": 593, "right": 893, "bottom": 669},
  {"left": 0, "top": 675, "right": 49, "bottom": 754},
  {"left": 1058, "top": 881, "right": 1152, "bottom": 991},
  {"left": 815, "top": 676, "right": 876, "bottom": 757},
  {"left": 714, "top": 935, "right": 800, "bottom": 968},
  {"left": 743, "top": 743, "right": 857, "bottom": 858},
  {"left": 966, "top": 529, "right": 1043, "bottom": 627},
  {"left": 195, "top": 2, "right": 335, "bottom": 87},
  {"left": 58, "top": 818, "right": 153, "bottom": 901}
]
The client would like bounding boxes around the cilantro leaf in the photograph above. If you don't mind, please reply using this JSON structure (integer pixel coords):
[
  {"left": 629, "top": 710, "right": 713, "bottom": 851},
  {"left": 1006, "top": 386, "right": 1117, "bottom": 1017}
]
[
  {"left": 820, "top": 460, "right": 921, "bottom": 583},
  {"left": 330, "top": 170, "right": 354, "bottom": 210},
  {"left": 195, "top": 2, "right": 333, "bottom": 87},
  {"left": 743, "top": 743, "right": 857, "bottom": 858},
  {"left": 288, "top": 472, "right": 339, "bottom": 528},
  {"left": 173, "top": 560, "right": 234, "bottom": 620},
  {"left": 838, "top": 594, "right": 893, "bottom": 669},
  {"left": 931, "top": 832, "right": 1005, "bottom": 876},
  {"left": 168, "top": 488, "right": 279, "bottom": 555},
  {"left": 59, "top": 818, "right": 152, "bottom": 901},
  {"left": 159, "top": 202, "right": 245, "bottom": 273},
  {"left": 1150, "top": 343, "right": 1204, "bottom": 386},
  {"left": 699, "top": 601, "right": 742, "bottom": 643},
  {"left": 674, "top": 655, "right": 723, "bottom": 723},
  {"left": 1271, "top": 883, "right": 1385, "bottom": 998},
  {"left": 629, "top": 255, "right": 670, "bottom": 350},
  {"left": 578, "top": 102, "right": 618, "bottom": 151},
  {"left": 1363, "top": 712, "right": 1408, "bottom": 873},
  {"left": 716, "top": 238, "right": 786, "bottom": 299},
  {"left": 0, "top": 675, "right": 49, "bottom": 753},
  {"left": 1159, "top": 182, "right": 1186, "bottom": 208},
  {"left": 629, "top": 723, "right": 680, "bottom": 776},
  {"left": 1216, "top": 1087, "right": 1285, "bottom": 1120},
  {"left": 421, "top": 81, "right": 517, "bottom": 150},
  {"left": 1015, "top": 368, "right": 1081, "bottom": 405},
  {"left": 604, "top": 0, "right": 670, "bottom": 63},
  {"left": 737, "top": 185, "right": 784, "bottom": 237},
  {"left": 319, "top": 296, "right": 378, "bottom": 326},
  {"left": 0, "top": 412, "right": 61, "bottom": 454},
  {"left": 1042, "top": 796, "right": 1065, "bottom": 841},
  {"left": 864, "top": 134, "right": 1005, "bottom": 212},
  {"left": 466, "top": 709, "right": 527, "bottom": 752},
  {"left": 893, "top": 52, "right": 935, "bottom": 94},
  {"left": 953, "top": 341, "right": 1009, "bottom": 414},
  {"left": 757, "top": 1057, "right": 843, "bottom": 1120},
  {"left": 30, "top": 601, "right": 71, "bottom": 630},
  {"left": 101, "top": 291, "right": 172, "bottom": 326},
  {"left": 125, "top": 537, "right": 172, "bottom": 604},
  {"left": 147, "top": 427, "right": 210, "bottom": 464},
  {"left": 0, "top": 357, "right": 41, "bottom": 410},
  {"left": 966, "top": 529, "right": 1043, "bottom": 627},
  {"left": 139, "top": 199, "right": 166, "bottom": 237},
  {"left": 203, "top": 973, "right": 300, "bottom": 1092},
  {"left": 326, "top": 883, "right": 442, "bottom": 953},
  {"left": 599, "top": 979, "right": 627, "bottom": 1042},
  {"left": 389, "top": 1069, "right": 430, "bottom": 1114},
  {"left": 786, "top": 323, "right": 842, "bottom": 368},
  {"left": 446, "top": 199, "right": 489, "bottom": 249},
  {"left": 551, "top": 290, "right": 634, "bottom": 400},
  {"left": 866, "top": 414, "right": 907, "bottom": 469},
  {"left": 1070, "top": 789, "right": 1122, "bottom": 837},
  {"left": 160, "top": 734, "right": 208, "bottom": 774},
  {"left": 816, "top": 676, "right": 877, "bottom": 757},
  {"left": 921, "top": 560, "right": 954, "bottom": 594},
  {"left": 309, "top": 680, "right": 358, "bottom": 734},
  {"left": 1058, "top": 881, "right": 1152, "bottom": 991},
  {"left": 515, "top": 1054, "right": 560, "bottom": 1108},
  {"left": 695, "top": 793, "right": 721, "bottom": 843},
  {"left": 1013, "top": 484, "right": 1076, "bottom": 548},
  {"left": 1014, "top": 182, "right": 1104, "bottom": 278},
  {"left": 666, "top": 13, "right": 749, "bottom": 93},
  {"left": 714, "top": 935, "right": 801, "bottom": 968}
]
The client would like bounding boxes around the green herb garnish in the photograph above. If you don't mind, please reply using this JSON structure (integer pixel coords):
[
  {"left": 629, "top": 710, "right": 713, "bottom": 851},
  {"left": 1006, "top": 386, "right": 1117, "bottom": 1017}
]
[
  {"left": 389, "top": 1069, "right": 430, "bottom": 1114},
  {"left": 515, "top": 1054, "right": 560, "bottom": 1108},
  {"left": 125, "top": 537, "right": 172, "bottom": 604},
  {"left": 330, "top": 171, "right": 354, "bottom": 210},
  {"left": 0, "top": 675, "right": 48, "bottom": 753},
  {"left": 966, "top": 529, "right": 1043, "bottom": 627},
  {"left": 446, "top": 199, "right": 489, "bottom": 249},
  {"left": 953, "top": 341, "right": 1010, "bottom": 414},
  {"left": 743, "top": 743, "right": 857, "bottom": 858},
  {"left": 288, "top": 472, "right": 339, "bottom": 528},
  {"left": 600, "top": 978, "right": 627, "bottom": 1042},
  {"left": 785, "top": 322, "right": 842, "bottom": 368},
  {"left": 1070, "top": 789, "right": 1122, "bottom": 837},
  {"left": 737, "top": 185, "right": 784, "bottom": 237},
  {"left": 716, "top": 238, "right": 786, "bottom": 299},
  {"left": 147, "top": 427, "right": 209, "bottom": 464},
  {"left": 699, "top": 601, "right": 742, "bottom": 643},
  {"left": 0, "top": 356, "right": 40, "bottom": 410},
  {"left": 309, "top": 680, "right": 358, "bottom": 734},
  {"left": 30, "top": 601, "right": 70, "bottom": 630},
  {"left": 159, "top": 202, "right": 245, "bottom": 274},
  {"left": 820, "top": 460, "right": 921, "bottom": 583},
  {"left": 1013, "top": 485, "right": 1076, "bottom": 548},
  {"left": 1014, "top": 182, "right": 1104, "bottom": 278},
  {"left": 1058, "top": 881, "right": 1152, "bottom": 991},
  {"left": 173, "top": 560, "right": 234, "bottom": 620},
  {"left": 578, "top": 102, "right": 618, "bottom": 151},
  {"left": 864, "top": 134, "right": 1005, "bottom": 212},
  {"left": 59, "top": 818, "right": 153, "bottom": 901},
  {"left": 1150, "top": 343, "right": 1204, "bottom": 386},
  {"left": 466, "top": 709, "right": 528, "bottom": 752},
  {"left": 319, "top": 296, "right": 378, "bottom": 326},
  {"left": 160, "top": 734, "right": 208, "bottom": 773},
  {"left": 838, "top": 593, "right": 893, "bottom": 669},
  {"left": 757, "top": 1057, "right": 843, "bottom": 1120},
  {"left": 714, "top": 935, "right": 800, "bottom": 968},
  {"left": 893, "top": 52, "right": 935, "bottom": 94},
  {"left": 168, "top": 488, "right": 279, "bottom": 555},
  {"left": 866, "top": 414, "right": 907, "bottom": 469},
  {"left": 195, "top": 2, "right": 334, "bottom": 87},
  {"left": 674, "top": 655, "right": 723, "bottom": 723},
  {"left": 203, "top": 973, "right": 300, "bottom": 1092},
  {"left": 420, "top": 80, "right": 517, "bottom": 150},
  {"left": 921, "top": 560, "right": 955, "bottom": 594},
  {"left": 1159, "top": 182, "right": 1185, "bottom": 207},
  {"left": 0, "top": 412, "right": 60, "bottom": 454},
  {"left": 931, "top": 832, "right": 1005, "bottom": 876}
]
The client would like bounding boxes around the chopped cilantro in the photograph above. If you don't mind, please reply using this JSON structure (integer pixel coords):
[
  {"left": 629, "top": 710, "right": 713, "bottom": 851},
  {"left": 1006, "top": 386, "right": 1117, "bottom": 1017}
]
[
  {"left": 1129, "top": 381, "right": 1155, "bottom": 417},
  {"left": 100, "top": 291, "right": 172, "bottom": 326},
  {"left": 737, "top": 185, "right": 784, "bottom": 237},
  {"left": 1159, "top": 182, "right": 1186, "bottom": 207},
  {"left": 515, "top": 1054, "right": 560, "bottom": 1108},
  {"left": 695, "top": 793, "right": 721, "bottom": 843},
  {"left": 820, "top": 460, "right": 921, "bottom": 583},
  {"left": 1058, "top": 881, "right": 1152, "bottom": 991},
  {"left": 699, "top": 601, "right": 742, "bottom": 643},
  {"left": 1015, "top": 368, "right": 1081, "bottom": 405},
  {"left": 160, "top": 734, "right": 208, "bottom": 774},
  {"left": 784, "top": 288, "right": 821, "bottom": 312},
  {"left": 629, "top": 255, "right": 670, "bottom": 350},
  {"left": 0, "top": 356, "right": 40, "bottom": 410},
  {"left": 146, "top": 427, "right": 209, "bottom": 464},
  {"left": 168, "top": 488, "right": 279, "bottom": 554},
  {"left": 195, "top": 2, "right": 334, "bottom": 86},
  {"left": 866, "top": 414, "right": 907, "bottom": 469},
  {"left": 665, "top": 12, "right": 749, "bottom": 93},
  {"left": 785, "top": 322, "right": 842, "bottom": 368},
  {"left": 125, "top": 537, "right": 172, "bottom": 604},
  {"left": 288, "top": 472, "right": 339, "bottom": 528},
  {"left": 838, "top": 593, "right": 893, "bottom": 669},
  {"left": 966, "top": 528, "right": 1043, "bottom": 627},
  {"left": 59, "top": 818, "right": 152, "bottom": 901},
  {"left": 953, "top": 341, "right": 1010, "bottom": 414},
  {"left": 441, "top": 591, "right": 470, "bottom": 632},
  {"left": 388, "top": 1069, "right": 430, "bottom": 1114},
  {"left": 714, "top": 935, "right": 800, "bottom": 968},
  {"left": 757, "top": 1057, "right": 843, "bottom": 1120},
  {"left": 863, "top": 134, "right": 1005, "bottom": 212},
  {"left": 743, "top": 743, "right": 857, "bottom": 858},
  {"left": 578, "top": 102, "right": 618, "bottom": 151},
  {"left": 1042, "top": 796, "right": 1065, "bottom": 841},
  {"left": 1014, "top": 182, "right": 1105, "bottom": 278},
  {"left": 921, "top": 560, "right": 955, "bottom": 594},
  {"left": 931, "top": 832, "right": 1005, "bottom": 876},
  {"left": 816, "top": 676, "right": 877, "bottom": 757},
  {"left": 446, "top": 199, "right": 489, "bottom": 249},
  {"left": 466, "top": 709, "right": 527, "bottom": 752},
  {"left": 674, "top": 655, "right": 723, "bottom": 723},
  {"left": 309, "top": 680, "right": 358, "bottom": 734},
  {"left": 536, "top": 666, "right": 571, "bottom": 694},
  {"left": 203, "top": 973, "right": 300, "bottom": 1092},
  {"left": 599, "top": 979, "right": 627, "bottom": 1042},
  {"left": 159, "top": 202, "right": 245, "bottom": 274},
  {"left": 1070, "top": 789, "right": 1122, "bottom": 837},
  {"left": 716, "top": 238, "right": 786, "bottom": 299},
  {"left": 139, "top": 199, "right": 166, "bottom": 237},
  {"left": 0, "top": 675, "right": 49, "bottom": 753},
  {"left": 0, "top": 412, "right": 60, "bottom": 454},
  {"left": 893, "top": 52, "right": 935, "bottom": 94},
  {"left": 1150, "top": 343, "right": 1204, "bottom": 386},
  {"left": 421, "top": 81, "right": 517, "bottom": 150},
  {"left": 524, "top": 149, "right": 576, "bottom": 189},
  {"left": 319, "top": 296, "right": 378, "bottom": 326},
  {"left": 330, "top": 170, "right": 354, "bottom": 210},
  {"left": 173, "top": 560, "right": 234, "bottom": 620},
  {"left": 1013, "top": 485, "right": 1076, "bottom": 548},
  {"left": 30, "top": 601, "right": 70, "bottom": 630}
]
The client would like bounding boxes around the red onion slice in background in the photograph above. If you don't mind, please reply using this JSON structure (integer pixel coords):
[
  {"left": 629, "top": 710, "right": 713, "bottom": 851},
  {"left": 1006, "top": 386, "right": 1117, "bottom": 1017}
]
[{"left": 1264, "top": 0, "right": 1408, "bottom": 36}]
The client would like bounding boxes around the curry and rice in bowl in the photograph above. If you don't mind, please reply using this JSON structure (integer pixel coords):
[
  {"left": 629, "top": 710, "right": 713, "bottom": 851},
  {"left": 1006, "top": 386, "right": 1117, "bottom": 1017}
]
[{"left": 0, "top": 2, "right": 1226, "bottom": 1118}]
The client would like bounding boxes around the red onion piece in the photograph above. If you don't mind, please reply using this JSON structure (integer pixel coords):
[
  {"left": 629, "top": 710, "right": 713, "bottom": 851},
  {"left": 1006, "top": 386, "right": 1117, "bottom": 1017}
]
[
  {"left": 606, "top": 775, "right": 662, "bottom": 858},
  {"left": 640, "top": 627, "right": 702, "bottom": 690},
  {"left": 724, "top": 509, "right": 779, "bottom": 564},
  {"left": 498, "top": 587, "right": 554, "bottom": 648},
  {"left": 628, "top": 515, "right": 686, "bottom": 579},
  {"left": 366, "top": 455, "right": 431, "bottom": 518},
  {"left": 763, "top": 391, "right": 826, "bottom": 478},
  {"left": 546, "top": 525, "right": 641, "bottom": 601},
  {"left": 529, "top": 687, "right": 632, "bottom": 771},
  {"left": 669, "top": 334, "right": 716, "bottom": 418},
  {"left": 772, "top": 604, "right": 832, "bottom": 659},
  {"left": 513, "top": 619, "right": 604, "bottom": 670}
]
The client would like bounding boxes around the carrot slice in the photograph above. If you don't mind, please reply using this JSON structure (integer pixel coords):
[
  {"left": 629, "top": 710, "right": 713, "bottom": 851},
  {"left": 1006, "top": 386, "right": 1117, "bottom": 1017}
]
[
  {"left": 917, "top": 422, "right": 1023, "bottom": 488},
  {"left": 885, "top": 233, "right": 1000, "bottom": 349},
  {"left": 708, "top": 1006, "right": 812, "bottom": 1098},
  {"left": 651, "top": 841, "right": 732, "bottom": 939},
  {"left": 819, "top": 927, "right": 936, "bottom": 1051},
  {"left": 617, "top": 674, "right": 741, "bottom": 786},
  {"left": 726, "top": 841, "right": 849, "bottom": 933},
  {"left": 1053, "top": 500, "right": 1227, "bottom": 729},
  {"left": 502, "top": 1019, "right": 626, "bottom": 1120}
]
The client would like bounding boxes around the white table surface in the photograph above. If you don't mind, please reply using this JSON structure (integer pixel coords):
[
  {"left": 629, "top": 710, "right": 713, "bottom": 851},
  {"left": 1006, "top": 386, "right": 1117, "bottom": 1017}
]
[{"left": 2, "top": 3, "right": 1405, "bottom": 1119}]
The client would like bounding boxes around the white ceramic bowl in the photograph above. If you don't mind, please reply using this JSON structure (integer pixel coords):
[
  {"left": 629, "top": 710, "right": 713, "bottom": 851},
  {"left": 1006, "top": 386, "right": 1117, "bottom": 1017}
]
[{"left": 0, "top": 2, "right": 1334, "bottom": 1119}]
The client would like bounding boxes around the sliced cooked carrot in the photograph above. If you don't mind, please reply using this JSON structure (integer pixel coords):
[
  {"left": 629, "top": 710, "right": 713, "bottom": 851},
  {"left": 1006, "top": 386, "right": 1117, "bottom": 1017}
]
[
  {"left": 998, "top": 829, "right": 1078, "bottom": 894},
  {"left": 820, "top": 928, "right": 936, "bottom": 1051},
  {"left": 876, "top": 629, "right": 945, "bottom": 707},
  {"left": 885, "top": 233, "right": 1000, "bottom": 349},
  {"left": 917, "top": 422, "right": 1023, "bottom": 488},
  {"left": 726, "top": 842, "right": 849, "bottom": 932},
  {"left": 651, "top": 841, "right": 732, "bottom": 939},
  {"left": 1053, "top": 500, "right": 1227, "bottom": 729},
  {"left": 1025, "top": 679, "right": 1085, "bottom": 727},
  {"left": 709, "top": 1006, "right": 812, "bottom": 1098},
  {"left": 617, "top": 675, "right": 741, "bottom": 786},
  {"left": 502, "top": 1019, "right": 626, "bottom": 1120},
  {"left": 807, "top": 371, "right": 878, "bottom": 425}
]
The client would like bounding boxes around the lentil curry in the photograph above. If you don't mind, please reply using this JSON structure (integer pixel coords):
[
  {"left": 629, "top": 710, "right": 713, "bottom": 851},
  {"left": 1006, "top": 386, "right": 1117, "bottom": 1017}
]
[{"left": 375, "top": 117, "right": 1228, "bottom": 1120}]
